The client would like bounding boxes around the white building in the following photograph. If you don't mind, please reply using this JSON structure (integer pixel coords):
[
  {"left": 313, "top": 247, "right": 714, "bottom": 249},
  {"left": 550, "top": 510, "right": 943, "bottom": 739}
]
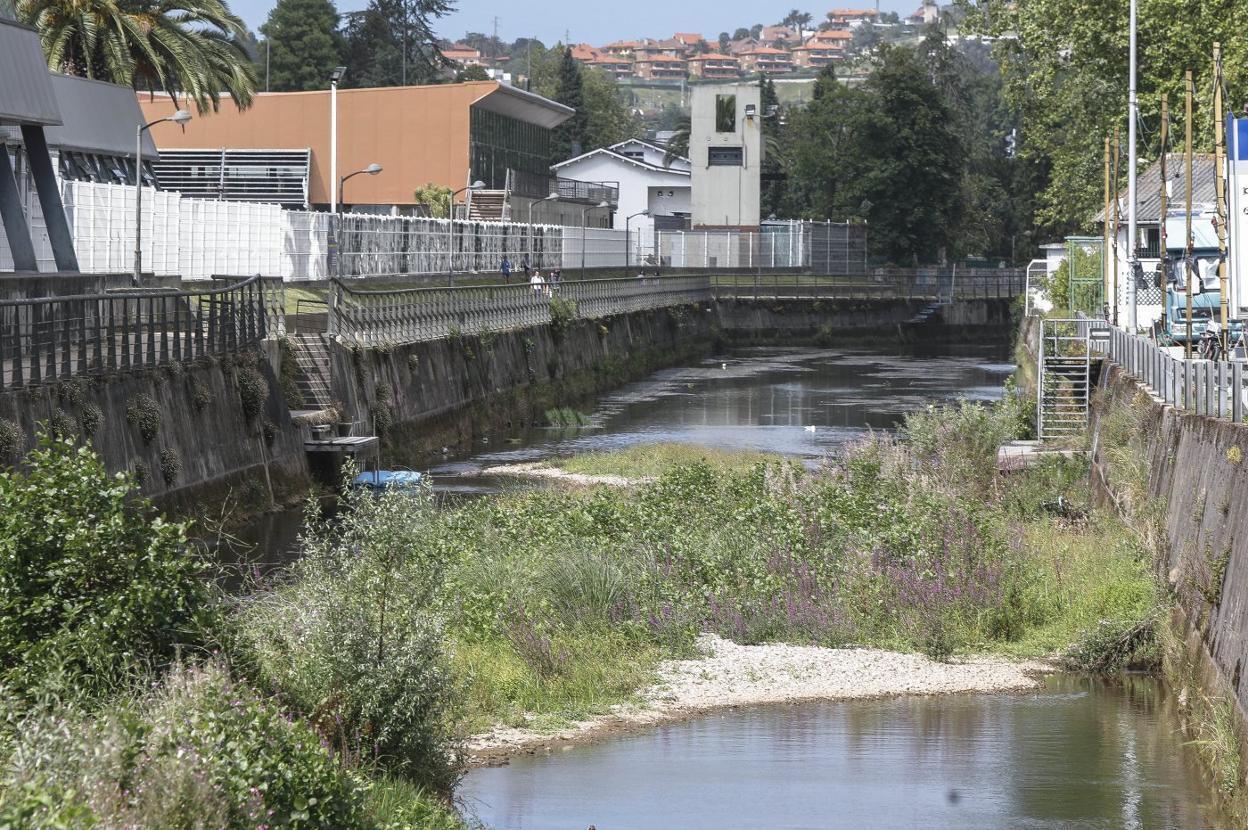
[
  {"left": 553, "top": 139, "right": 691, "bottom": 255},
  {"left": 689, "top": 83, "right": 761, "bottom": 229}
]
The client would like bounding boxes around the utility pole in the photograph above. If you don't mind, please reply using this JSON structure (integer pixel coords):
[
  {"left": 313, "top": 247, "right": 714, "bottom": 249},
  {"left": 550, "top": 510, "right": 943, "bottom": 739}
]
[
  {"left": 1126, "top": 0, "right": 1139, "bottom": 331},
  {"left": 1160, "top": 94, "right": 1169, "bottom": 337},
  {"left": 1112, "top": 126, "right": 1120, "bottom": 325},
  {"left": 1103, "top": 136, "right": 1112, "bottom": 317},
  {"left": 265, "top": 40, "right": 270, "bottom": 92},
  {"left": 1214, "top": 43, "right": 1229, "bottom": 351},
  {"left": 1185, "top": 68, "right": 1194, "bottom": 358},
  {"left": 401, "top": 0, "right": 409, "bottom": 86},
  {"left": 493, "top": 15, "right": 500, "bottom": 61}
]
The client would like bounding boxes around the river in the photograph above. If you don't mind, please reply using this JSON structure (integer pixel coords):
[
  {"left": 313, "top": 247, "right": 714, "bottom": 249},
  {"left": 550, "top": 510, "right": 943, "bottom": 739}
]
[{"left": 460, "top": 676, "right": 1221, "bottom": 829}]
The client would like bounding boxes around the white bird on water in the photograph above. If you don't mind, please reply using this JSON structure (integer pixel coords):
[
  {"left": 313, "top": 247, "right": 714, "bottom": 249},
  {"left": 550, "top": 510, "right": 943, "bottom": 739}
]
[
  {"left": 721, "top": 362, "right": 728, "bottom": 370},
  {"left": 804, "top": 425, "right": 816, "bottom": 433}
]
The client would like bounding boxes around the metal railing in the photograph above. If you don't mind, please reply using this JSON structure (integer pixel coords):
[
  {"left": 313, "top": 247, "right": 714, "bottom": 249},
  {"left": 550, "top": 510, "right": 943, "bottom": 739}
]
[
  {"left": 711, "top": 270, "right": 1027, "bottom": 301},
  {"left": 0, "top": 275, "right": 273, "bottom": 389},
  {"left": 330, "top": 275, "right": 711, "bottom": 347},
  {"left": 1089, "top": 321, "right": 1248, "bottom": 422},
  {"left": 328, "top": 269, "right": 1027, "bottom": 347}
]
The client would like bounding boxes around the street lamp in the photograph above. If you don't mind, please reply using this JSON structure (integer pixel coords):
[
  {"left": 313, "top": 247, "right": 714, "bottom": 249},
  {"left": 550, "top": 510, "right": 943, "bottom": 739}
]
[
  {"left": 626, "top": 209, "right": 650, "bottom": 270},
  {"left": 447, "top": 180, "right": 485, "bottom": 284},
  {"left": 329, "top": 66, "right": 345, "bottom": 213},
  {"left": 338, "top": 163, "right": 382, "bottom": 208},
  {"left": 527, "top": 192, "right": 559, "bottom": 271},
  {"left": 134, "top": 109, "right": 191, "bottom": 284},
  {"left": 580, "top": 201, "right": 611, "bottom": 278}
]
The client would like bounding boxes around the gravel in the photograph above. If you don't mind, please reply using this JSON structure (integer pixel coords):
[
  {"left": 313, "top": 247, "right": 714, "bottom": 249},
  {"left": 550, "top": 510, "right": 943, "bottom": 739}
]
[{"left": 467, "top": 634, "right": 1053, "bottom": 764}]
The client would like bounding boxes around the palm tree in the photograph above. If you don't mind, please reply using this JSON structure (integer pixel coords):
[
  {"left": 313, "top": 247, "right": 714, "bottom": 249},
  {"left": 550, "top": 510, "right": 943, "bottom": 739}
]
[
  {"left": 18, "top": 0, "right": 257, "bottom": 113},
  {"left": 663, "top": 114, "right": 690, "bottom": 168}
]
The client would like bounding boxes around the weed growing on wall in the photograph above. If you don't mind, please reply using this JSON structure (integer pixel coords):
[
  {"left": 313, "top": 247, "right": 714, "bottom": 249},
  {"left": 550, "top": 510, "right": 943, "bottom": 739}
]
[
  {"left": 236, "top": 368, "right": 269, "bottom": 422},
  {"left": 0, "top": 420, "right": 23, "bottom": 461},
  {"left": 78, "top": 403, "right": 102, "bottom": 437},
  {"left": 126, "top": 394, "right": 162, "bottom": 443}
]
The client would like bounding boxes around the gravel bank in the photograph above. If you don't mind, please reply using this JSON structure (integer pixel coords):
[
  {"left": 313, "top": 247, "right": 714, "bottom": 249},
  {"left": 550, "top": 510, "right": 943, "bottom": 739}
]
[
  {"left": 479, "top": 462, "right": 649, "bottom": 487},
  {"left": 467, "top": 634, "right": 1053, "bottom": 765}
]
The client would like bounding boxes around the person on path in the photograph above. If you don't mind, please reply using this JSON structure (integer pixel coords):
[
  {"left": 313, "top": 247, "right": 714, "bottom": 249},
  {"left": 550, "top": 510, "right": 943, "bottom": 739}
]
[
  {"left": 530, "top": 269, "right": 546, "bottom": 296},
  {"left": 501, "top": 256, "right": 512, "bottom": 284},
  {"left": 522, "top": 254, "right": 531, "bottom": 278}
]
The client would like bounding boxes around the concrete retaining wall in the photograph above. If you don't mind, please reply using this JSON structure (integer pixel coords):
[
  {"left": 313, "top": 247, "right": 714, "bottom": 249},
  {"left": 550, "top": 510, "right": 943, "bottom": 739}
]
[
  {"left": 1090, "top": 362, "right": 1248, "bottom": 720},
  {"left": 716, "top": 297, "right": 1015, "bottom": 343},
  {"left": 0, "top": 343, "right": 308, "bottom": 518},
  {"left": 328, "top": 302, "right": 718, "bottom": 468}
]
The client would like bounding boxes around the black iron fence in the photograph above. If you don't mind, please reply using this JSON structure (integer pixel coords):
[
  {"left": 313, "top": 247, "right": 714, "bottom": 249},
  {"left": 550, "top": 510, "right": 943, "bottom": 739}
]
[{"left": 0, "top": 274, "right": 275, "bottom": 389}]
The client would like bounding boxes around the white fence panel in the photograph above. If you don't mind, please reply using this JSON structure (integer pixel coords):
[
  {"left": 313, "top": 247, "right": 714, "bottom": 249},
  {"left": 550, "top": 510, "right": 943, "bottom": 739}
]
[
  {"left": 62, "top": 180, "right": 180, "bottom": 275},
  {"left": 178, "top": 198, "right": 282, "bottom": 280},
  {"left": 281, "top": 210, "right": 330, "bottom": 282},
  {"left": 560, "top": 227, "right": 627, "bottom": 271}
]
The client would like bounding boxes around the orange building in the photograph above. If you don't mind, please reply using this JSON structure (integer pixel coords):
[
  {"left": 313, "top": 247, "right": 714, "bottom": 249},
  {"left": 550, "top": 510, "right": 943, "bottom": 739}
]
[
  {"left": 739, "top": 47, "right": 793, "bottom": 75},
  {"left": 791, "top": 41, "right": 842, "bottom": 69},
  {"left": 634, "top": 54, "right": 687, "bottom": 80},
  {"left": 687, "top": 53, "right": 741, "bottom": 80},
  {"left": 138, "top": 81, "right": 572, "bottom": 210}
]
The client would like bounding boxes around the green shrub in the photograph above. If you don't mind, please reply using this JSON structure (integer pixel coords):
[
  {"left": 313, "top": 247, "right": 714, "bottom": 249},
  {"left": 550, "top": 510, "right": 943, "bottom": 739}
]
[
  {"left": 548, "top": 295, "right": 578, "bottom": 339},
  {"left": 236, "top": 476, "right": 462, "bottom": 794},
  {"left": 191, "top": 379, "right": 214, "bottom": 412},
  {"left": 0, "top": 664, "right": 368, "bottom": 829},
  {"left": 159, "top": 447, "right": 182, "bottom": 485},
  {"left": 0, "top": 434, "right": 214, "bottom": 701}
]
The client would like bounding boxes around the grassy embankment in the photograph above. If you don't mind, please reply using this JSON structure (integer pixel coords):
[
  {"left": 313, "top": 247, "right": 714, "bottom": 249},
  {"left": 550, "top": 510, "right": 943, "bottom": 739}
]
[{"left": 0, "top": 381, "right": 1163, "bottom": 828}]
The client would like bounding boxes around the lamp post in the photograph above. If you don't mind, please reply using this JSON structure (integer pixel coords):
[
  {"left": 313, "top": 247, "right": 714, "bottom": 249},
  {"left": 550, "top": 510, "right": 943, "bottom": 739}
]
[
  {"left": 336, "top": 163, "right": 382, "bottom": 279},
  {"left": 338, "top": 163, "right": 383, "bottom": 209},
  {"left": 527, "top": 192, "right": 558, "bottom": 271},
  {"left": 580, "top": 200, "right": 610, "bottom": 278},
  {"left": 447, "top": 180, "right": 485, "bottom": 284},
  {"left": 626, "top": 209, "right": 650, "bottom": 270},
  {"left": 329, "top": 66, "right": 345, "bottom": 213},
  {"left": 134, "top": 110, "right": 191, "bottom": 284}
]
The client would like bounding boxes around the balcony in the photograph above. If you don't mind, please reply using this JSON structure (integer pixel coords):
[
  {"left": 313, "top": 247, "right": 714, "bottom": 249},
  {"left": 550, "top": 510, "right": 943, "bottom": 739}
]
[{"left": 510, "top": 169, "right": 619, "bottom": 209}]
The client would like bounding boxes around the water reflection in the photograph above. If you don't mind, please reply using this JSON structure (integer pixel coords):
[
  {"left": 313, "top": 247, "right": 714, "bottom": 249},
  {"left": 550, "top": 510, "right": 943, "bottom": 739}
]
[
  {"left": 460, "top": 676, "right": 1224, "bottom": 830},
  {"left": 430, "top": 345, "right": 1013, "bottom": 490}
]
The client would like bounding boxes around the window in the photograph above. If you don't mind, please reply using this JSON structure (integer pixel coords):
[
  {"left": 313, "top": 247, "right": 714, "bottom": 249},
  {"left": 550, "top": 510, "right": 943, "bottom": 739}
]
[
  {"left": 708, "top": 146, "right": 743, "bottom": 166},
  {"left": 715, "top": 94, "right": 736, "bottom": 132}
]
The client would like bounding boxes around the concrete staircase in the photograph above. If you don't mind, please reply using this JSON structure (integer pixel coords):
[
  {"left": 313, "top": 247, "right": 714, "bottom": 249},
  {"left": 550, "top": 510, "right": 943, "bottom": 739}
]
[
  {"left": 906, "top": 301, "right": 946, "bottom": 325},
  {"left": 287, "top": 333, "right": 333, "bottom": 412},
  {"left": 467, "top": 190, "right": 509, "bottom": 221}
]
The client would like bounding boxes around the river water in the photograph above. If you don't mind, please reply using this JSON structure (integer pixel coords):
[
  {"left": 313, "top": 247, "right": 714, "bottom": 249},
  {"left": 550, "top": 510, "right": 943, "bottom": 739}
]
[{"left": 460, "top": 676, "right": 1221, "bottom": 830}]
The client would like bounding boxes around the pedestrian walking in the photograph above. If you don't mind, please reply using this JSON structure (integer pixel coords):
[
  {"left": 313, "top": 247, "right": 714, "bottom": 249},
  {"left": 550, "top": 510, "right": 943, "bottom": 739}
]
[
  {"left": 522, "top": 254, "right": 531, "bottom": 278},
  {"left": 530, "top": 269, "right": 546, "bottom": 296},
  {"left": 501, "top": 256, "right": 512, "bottom": 284}
]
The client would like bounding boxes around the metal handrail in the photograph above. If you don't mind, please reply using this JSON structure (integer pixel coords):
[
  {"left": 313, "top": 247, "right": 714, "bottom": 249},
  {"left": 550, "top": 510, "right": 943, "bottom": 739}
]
[{"left": 0, "top": 275, "right": 271, "bottom": 389}]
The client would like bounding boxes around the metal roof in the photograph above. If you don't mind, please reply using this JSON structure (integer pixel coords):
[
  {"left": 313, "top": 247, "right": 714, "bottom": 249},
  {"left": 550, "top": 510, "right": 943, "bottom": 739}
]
[
  {"left": 45, "top": 75, "right": 156, "bottom": 158},
  {"left": 0, "top": 20, "right": 62, "bottom": 127},
  {"left": 470, "top": 83, "right": 574, "bottom": 130},
  {"left": 1096, "top": 153, "right": 1217, "bottom": 224}
]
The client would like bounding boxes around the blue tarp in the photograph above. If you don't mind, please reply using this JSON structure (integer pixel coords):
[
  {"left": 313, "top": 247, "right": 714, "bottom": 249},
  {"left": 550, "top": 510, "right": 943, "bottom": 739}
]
[{"left": 352, "top": 470, "right": 424, "bottom": 490}]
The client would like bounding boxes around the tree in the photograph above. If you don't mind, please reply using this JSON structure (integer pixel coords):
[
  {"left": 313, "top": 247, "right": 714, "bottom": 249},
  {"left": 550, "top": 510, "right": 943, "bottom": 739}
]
[
  {"left": 718, "top": 32, "right": 731, "bottom": 51},
  {"left": 455, "top": 65, "right": 490, "bottom": 82},
  {"left": 20, "top": 0, "right": 257, "bottom": 113},
  {"left": 750, "top": 23, "right": 764, "bottom": 39},
  {"left": 780, "top": 47, "right": 968, "bottom": 263},
  {"left": 964, "top": 0, "right": 1248, "bottom": 237},
  {"left": 550, "top": 47, "right": 586, "bottom": 161},
  {"left": 341, "top": 0, "right": 452, "bottom": 88},
  {"left": 732, "top": 27, "right": 751, "bottom": 41},
  {"left": 782, "top": 9, "right": 812, "bottom": 30},
  {"left": 413, "top": 183, "right": 452, "bottom": 216},
  {"left": 257, "top": 0, "right": 341, "bottom": 92}
]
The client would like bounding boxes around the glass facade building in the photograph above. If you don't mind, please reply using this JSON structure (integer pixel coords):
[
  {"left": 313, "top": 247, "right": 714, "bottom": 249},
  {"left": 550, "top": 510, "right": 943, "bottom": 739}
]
[{"left": 469, "top": 107, "right": 551, "bottom": 195}]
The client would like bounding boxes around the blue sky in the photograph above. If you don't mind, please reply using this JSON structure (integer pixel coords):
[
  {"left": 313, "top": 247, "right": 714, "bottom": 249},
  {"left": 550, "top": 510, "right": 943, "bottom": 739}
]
[{"left": 232, "top": 0, "right": 923, "bottom": 44}]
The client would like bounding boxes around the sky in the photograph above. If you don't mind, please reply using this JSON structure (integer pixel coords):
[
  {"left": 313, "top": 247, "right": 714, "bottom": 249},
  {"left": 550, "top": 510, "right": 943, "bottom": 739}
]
[{"left": 232, "top": 0, "right": 924, "bottom": 45}]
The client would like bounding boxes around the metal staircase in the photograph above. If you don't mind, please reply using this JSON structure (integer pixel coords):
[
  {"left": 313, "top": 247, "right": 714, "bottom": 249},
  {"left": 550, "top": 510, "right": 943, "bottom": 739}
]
[
  {"left": 1037, "top": 318, "right": 1094, "bottom": 441},
  {"left": 906, "top": 301, "right": 946, "bottom": 325}
]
